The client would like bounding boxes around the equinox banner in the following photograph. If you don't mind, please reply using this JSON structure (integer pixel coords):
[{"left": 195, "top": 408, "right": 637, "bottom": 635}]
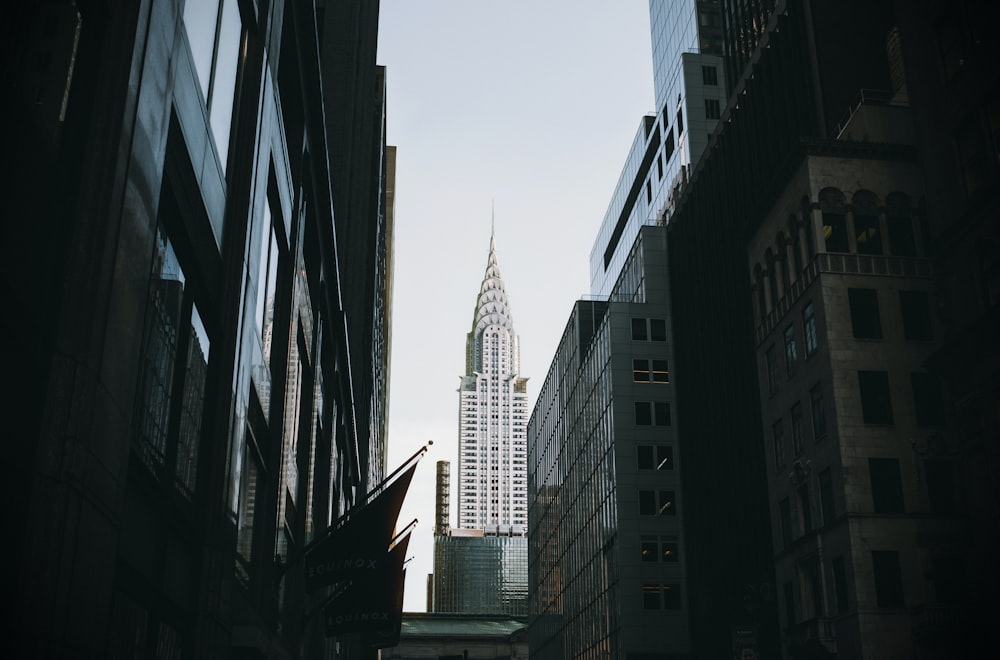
[
  {"left": 323, "top": 530, "right": 411, "bottom": 639},
  {"left": 303, "top": 451, "right": 420, "bottom": 593}
]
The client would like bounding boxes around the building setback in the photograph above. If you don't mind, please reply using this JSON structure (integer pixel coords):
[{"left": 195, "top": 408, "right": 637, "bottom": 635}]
[{"left": 1, "top": 1, "right": 396, "bottom": 657}]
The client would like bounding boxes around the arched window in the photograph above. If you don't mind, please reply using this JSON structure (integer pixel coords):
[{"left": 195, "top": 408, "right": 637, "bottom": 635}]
[
  {"left": 886, "top": 192, "right": 916, "bottom": 256},
  {"left": 776, "top": 232, "right": 791, "bottom": 292},
  {"left": 788, "top": 214, "right": 804, "bottom": 275},
  {"left": 754, "top": 263, "right": 767, "bottom": 323},
  {"left": 819, "top": 188, "right": 848, "bottom": 253},
  {"left": 765, "top": 248, "right": 779, "bottom": 309},
  {"left": 800, "top": 197, "right": 816, "bottom": 260},
  {"left": 853, "top": 190, "right": 882, "bottom": 255}
]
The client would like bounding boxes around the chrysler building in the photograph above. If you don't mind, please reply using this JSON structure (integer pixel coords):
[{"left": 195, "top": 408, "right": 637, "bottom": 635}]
[{"left": 456, "top": 231, "right": 529, "bottom": 533}]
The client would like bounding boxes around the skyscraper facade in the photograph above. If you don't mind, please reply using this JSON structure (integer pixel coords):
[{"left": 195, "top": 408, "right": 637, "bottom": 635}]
[
  {"left": 2, "top": 1, "right": 399, "bottom": 657},
  {"left": 529, "top": 226, "right": 689, "bottom": 659},
  {"left": 589, "top": 0, "right": 724, "bottom": 296},
  {"left": 432, "top": 233, "right": 529, "bottom": 616},
  {"left": 457, "top": 234, "right": 530, "bottom": 533}
]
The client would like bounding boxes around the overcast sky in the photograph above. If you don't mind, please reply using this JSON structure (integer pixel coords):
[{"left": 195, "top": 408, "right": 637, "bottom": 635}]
[{"left": 376, "top": 0, "right": 655, "bottom": 612}]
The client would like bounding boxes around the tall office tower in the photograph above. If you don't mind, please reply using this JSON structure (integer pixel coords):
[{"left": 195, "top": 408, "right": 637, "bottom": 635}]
[
  {"left": 892, "top": 1, "right": 1000, "bottom": 655},
  {"left": 432, "top": 233, "right": 529, "bottom": 616},
  {"left": 590, "top": 0, "right": 724, "bottom": 296},
  {"left": 651, "top": 0, "right": 997, "bottom": 657},
  {"left": 529, "top": 226, "right": 688, "bottom": 659},
  {"left": 1, "top": 1, "right": 399, "bottom": 657},
  {"left": 528, "top": 0, "right": 770, "bottom": 657},
  {"left": 457, "top": 233, "right": 530, "bottom": 532}
]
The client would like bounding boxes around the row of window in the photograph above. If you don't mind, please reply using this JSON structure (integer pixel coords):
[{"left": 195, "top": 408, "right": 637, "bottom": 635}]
[
  {"left": 637, "top": 445, "right": 673, "bottom": 471},
  {"left": 639, "top": 490, "right": 676, "bottom": 516},
  {"left": 752, "top": 190, "right": 922, "bottom": 323},
  {"left": 631, "top": 317, "right": 667, "bottom": 341},
  {"left": 772, "top": 384, "right": 826, "bottom": 470},
  {"left": 633, "top": 359, "right": 669, "bottom": 383},
  {"left": 858, "top": 370, "right": 945, "bottom": 426},
  {"left": 635, "top": 401, "right": 671, "bottom": 426},
  {"left": 783, "top": 549, "right": 927, "bottom": 627},
  {"left": 778, "top": 456, "right": 957, "bottom": 548},
  {"left": 765, "top": 303, "right": 817, "bottom": 393},
  {"left": 643, "top": 583, "right": 682, "bottom": 610},
  {"left": 847, "top": 288, "right": 933, "bottom": 341}
]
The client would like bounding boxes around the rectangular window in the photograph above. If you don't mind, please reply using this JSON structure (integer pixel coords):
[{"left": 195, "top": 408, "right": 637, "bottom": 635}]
[
  {"left": 911, "top": 372, "right": 945, "bottom": 426},
  {"left": 869, "top": 457, "right": 905, "bottom": 513},
  {"left": 646, "top": 179, "right": 652, "bottom": 204},
  {"left": 859, "top": 371, "right": 894, "bottom": 424},
  {"left": 652, "top": 360, "right": 669, "bottom": 383},
  {"left": 798, "top": 484, "right": 812, "bottom": 533},
  {"left": 780, "top": 498, "right": 793, "bottom": 548},
  {"left": 772, "top": 419, "right": 785, "bottom": 471},
  {"left": 664, "top": 130, "right": 675, "bottom": 161},
  {"left": 783, "top": 325, "right": 798, "bottom": 378},
  {"left": 654, "top": 401, "right": 671, "bottom": 426},
  {"left": 663, "top": 583, "right": 682, "bottom": 609},
  {"left": 822, "top": 212, "right": 849, "bottom": 252},
  {"left": 235, "top": 429, "right": 261, "bottom": 584},
  {"left": 641, "top": 537, "right": 658, "bottom": 562},
  {"left": 848, "top": 288, "right": 882, "bottom": 339},
  {"left": 702, "top": 65, "right": 718, "bottom": 85},
  {"left": 658, "top": 490, "right": 676, "bottom": 515},
  {"left": 633, "top": 359, "right": 650, "bottom": 382},
  {"left": 134, "top": 217, "right": 211, "bottom": 497},
  {"left": 676, "top": 107, "right": 684, "bottom": 134},
  {"left": 832, "top": 556, "right": 848, "bottom": 614},
  {"left": 803, "top": 302, "right": 818, "bottom": 356},
  {"left": 662, "top": 541, "right": 679, "bottom": 562},
  {"left": 631, "top": 317, "right": 648, "bottom": 340},
  {"left": 705, "top": 98, "right": 721, "bottom": 119},
  {"left": 810, "top": 383, "right": 826, "bottom": 440},
  {"left": 765, "top": 345, "right": 779, "bottom": 395},
  {"left": 643, "top": 584, "right": 661, "bottom": 609},
  {"left": 790, "top": 402, "right": 803, "bottom": 455},
  {"left": 635, "top": 401, "right": 652, "bottom": 426},
  {"left": 925, "top": 459, "right": 957, "bottom": 514},
  {"left": 256, "top": 201, "right": 279, "bottom": 372},
  {"left": 639, "top": 490, "right": 657, "bottom": 515},
  {"left": 175, "top": 305, "right": 210, "bottom": 498},
  {"left": 819, "top": 467, "right": 834, "bottom": 526},
  {"left": 899, "top": 291, "right": 933, "bottom": 340},
  {"left": 872, "top": 550, "right": 905, "bottom": 607},
  {"left": 637, "top": 446, "right": 654, "bottom": 470},
  {"left": 655, "top": 446, "right": 673, "bottom": 471},
  {"left": 183, "top": 0, "right": 242, "bottom": 172},
  {"left": 650, "top": 318, "right": 667, "bottom": 341},
  {"left": 888, "top": 214, "right": 916, "bottom": 256}
]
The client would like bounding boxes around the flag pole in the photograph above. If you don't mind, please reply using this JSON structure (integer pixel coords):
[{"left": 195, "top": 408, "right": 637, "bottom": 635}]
[{"left": 277, "top": 444, "right": 427, "bottom": 578}]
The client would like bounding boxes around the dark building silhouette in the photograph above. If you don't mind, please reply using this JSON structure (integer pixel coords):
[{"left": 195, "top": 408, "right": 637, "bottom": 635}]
[
  {"left": 659, "top": 0, "right": 999, "bottom": 658},
  {"left": 1, "top": 0, "right": 396, "bottom": 657}
]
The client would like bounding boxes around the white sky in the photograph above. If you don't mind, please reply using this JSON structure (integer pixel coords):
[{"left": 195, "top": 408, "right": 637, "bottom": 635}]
[{"left": 376, "top": 0, "right": 655, "bottom": 612}]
